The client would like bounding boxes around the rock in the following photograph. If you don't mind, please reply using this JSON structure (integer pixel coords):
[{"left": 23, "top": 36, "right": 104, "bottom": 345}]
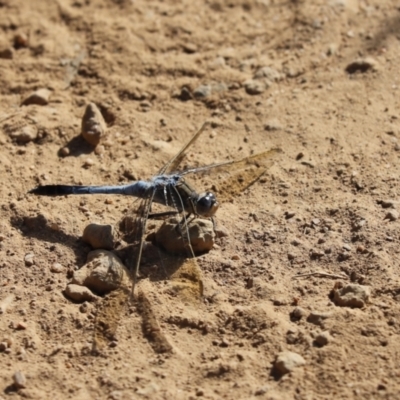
[
  {"left": 82, "top": 223, "right": 116, "bottom": 250},
  {"left": 16, "top": 321, "right": 27, "bottom": 330},
  {"left": 50, "top": 263, "right": 64, "bottom": 273},
  {"left": 24, "top": 253, "right": 35, "bottom": 267},
  {"left": 193, "top": 85, "right": 212, "bottom": 98},
  {"left": 244, "top": 79, "right": 268, "bottom": 95},
  {"left": 291, "top": 307, "right": 306, "bottom": 320},
  {"left": 178, "top": 86, "right": 193, "bottom": 101},
  {"left": 264, "top": 119, "right": 283, "bottom": 131},
  {"left": 13, "top": 371, "right": 26, "bottom": 389},
  {"left": 273, "top": 351, "right": 306, "bottom": 376},
  {"left": 81, "top": 102, "right": 107, "bottom": 146},
  {"left": 64, "top": 284, "right": 99, "bottom": 302},
  {"left": 209, "top": 56, "right": 226, "bottom": 69},
  {"left": 182, "top": 42, "right": 197, "bottom": 54},
  {"left": 314, "top": 331, "right": 332, "bottom": 347},
  {"left": 155, "top": 217, "right": 215, "bottom": 254},
  {"left": 14, "top": 33, "right": 29, "bottom": 49},
  {"left": 345, "top": 57, "right": 379, "bottom": 74},
  {"left": 327, "top": 43, "right": 338, "bottom": 56},
  {"left": 332, "top": 283, "right": 371, "bottom": 308},
  {"left": 384, "top": 210, "right": 399, "bottom": 221},
  {"left": 9, "top": 125, "right": 38, "bottom": 143},
  {"left": 307, "top": 311, "right": 333, "bottom": 326},
  {"left": 254, "top": 66, "right": 282, "bottom": 81},
  {"left": 0, "top": 295, "right": 14, "bottom": 314},
  {"left": 21, "top": 89, "right": 51, "bottom": 106},
  {"left": 72, "top": 250, "right": 130, "bottom": 295},
  {"left": 379, "top": 199, "right": 397, "bottom": 209},
  {"left": 0, "top": 46, "right": 13, "bottom": 59}
]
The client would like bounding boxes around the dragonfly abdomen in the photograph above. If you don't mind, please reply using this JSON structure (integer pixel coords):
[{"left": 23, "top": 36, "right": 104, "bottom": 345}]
[{"left": 29, "top": 181, "right": 152, "bottom": 197}]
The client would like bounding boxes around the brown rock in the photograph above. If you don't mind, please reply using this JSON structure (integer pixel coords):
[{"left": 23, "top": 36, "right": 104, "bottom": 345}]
[
  {"left": 82, "top": 223, "right": 116, "bottom": 250},
  {"left": 155, "top": 217, "right": 215, "bottom": 254},
  {"left": 81, "top": 102, "right": 107, "bottom": 146},
  {"left": 64, "top": 284, "right": 99, "bottom": 302},
  {"left": 72, "top": 250, "right": 129, "bottom": 295},
  {"left": 273, "top": 351, "right": 306, "bottom": 376},
  {"left": 9, "top": 125, "right": 37, "bottom": 143},
  {"left": 0, "top": 47, "right": 13, "bottom": 59},
  {"left": 332, "top": 283, "right": 371, "bottom": 308},
  {"left": 21, "top": 89, "right": 51, "bottom": 106}
]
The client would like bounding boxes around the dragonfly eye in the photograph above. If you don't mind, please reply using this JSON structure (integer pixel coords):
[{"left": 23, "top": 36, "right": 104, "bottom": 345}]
[{"left": 196, "top": 192, "right": 219, "bottom": 217}]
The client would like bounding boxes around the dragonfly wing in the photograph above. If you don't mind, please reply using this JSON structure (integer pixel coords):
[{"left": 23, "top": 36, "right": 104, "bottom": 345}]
[
  {"left": 160, "top": 122, "right": 210, "bottom": 175},
  {"left": 183, "top": 148, "right": 282, "bottom": 202}
]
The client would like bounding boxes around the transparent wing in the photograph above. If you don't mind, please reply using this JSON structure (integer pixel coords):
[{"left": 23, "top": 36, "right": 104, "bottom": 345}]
[
  {"left": 183, "top": 148, "right": 282, "bottom": 202},
  {"left": 160, "top": 121, "right": 210, "bottom": 175}
]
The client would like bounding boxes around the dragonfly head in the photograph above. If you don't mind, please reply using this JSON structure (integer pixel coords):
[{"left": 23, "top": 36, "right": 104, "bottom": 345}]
[{"left": 196, "top": 192, "right": 219, "bottom": 217}]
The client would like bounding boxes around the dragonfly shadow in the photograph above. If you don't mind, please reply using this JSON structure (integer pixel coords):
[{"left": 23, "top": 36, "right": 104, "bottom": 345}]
[{"left": 10, "top": 213, "right": 91, "bottom": 264}]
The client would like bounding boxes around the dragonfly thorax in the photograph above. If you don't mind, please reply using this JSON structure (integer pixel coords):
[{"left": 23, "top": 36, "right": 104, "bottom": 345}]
[{"left": 195, "top": 191, "right": 219, "bottom": 217}]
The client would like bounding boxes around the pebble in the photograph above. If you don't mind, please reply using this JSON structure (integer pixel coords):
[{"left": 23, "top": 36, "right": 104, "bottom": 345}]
[
  {"left": 82, "top": 223, "right": 116, "bottom": 250},
  {"left": 72, "top": 249, "right": 130, "bottom": 295},
  {"left": 327, "top": 43, "right": 338, "bottom": 56},
  {"left": 273, "top": 351, "right": 306, "bottom": 376},
  {"left": 81, "top": 102, "right": 107, "bottom": 146},
  {"left": 284, "top": 211, "right": 295, "bottom": 219},
  {"left": 155, "top": 217, "right": 215, "bottom": 254},
  {"left": 178, "top": 86, "right": 192, "bottom": 101},
  {"left": 345, "top": 57, "right": 379, "bottom": 74},
  {"left": 193, "top": 85, "right": 212, "bottom": 98},
  {"left": 20, "top": 88, "right": 51, "bottom": 106},
  {"left": 332, "top": 283, "right": 371, "bottom": 308},
  {"left": 214, "top": 224, "right": 229, "bottom": 238},
  {"left": 50, "top": 263, "right": 64, "bottom": 273},
  {"left": 182, "top": 42, "right": 197, "bottom": 54},
  {"left": 209, "top": 56, "right": 226, "bottom": 69},
  {"left": 16, "top": 321, "right": 27, "bottom": 330},
  {"left": 307, "top": 311, "right": 332, "bottom": 326},
  {"left": 314, "top": 331, "right": 332, "bottom": 347},
  {"left": 384, "top": 210, "right": 399, "bottom": 221},
  {"left": 291, "top": 306, "right": 306, "bottom": 320},
  {"left": 14, "top": 32, "right": 29, "bottom": 48},
  {"left": 64, "top": 284, "right": 98, "bottom": 302},
  {"left": 254, "top": 66, "right": 282, "bottom": 81},
  {"left": 24, "top": 253, "right": 35, "bottom": 267},
  {"left": 264, "top": 119, "right": 283, "bottom": 131},
  {"left": 83, "top": 158, "right": 94, "bottom": 168},
  {"left": 9, "top": 125, "right": 38, "bottom": 143},
  {"left": 379, "top": 199, "right": 397, "bottom": 209},
  {"left": 244, "top": 79, "right": 267, "bottom": 95},
  {"left": 0, "top": 46, "right": 13, "bottom": 59},
  {"left": 13, "top": 371, "right": 26, "bottom": 389},
  {"left": 60, "top": 147, "right": 70, "bottom": 157}
]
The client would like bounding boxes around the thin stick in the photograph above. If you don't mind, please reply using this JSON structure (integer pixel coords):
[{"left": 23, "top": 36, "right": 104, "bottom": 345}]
[{"left": 293, "top": 271, "right": 348, "bottom": 280}]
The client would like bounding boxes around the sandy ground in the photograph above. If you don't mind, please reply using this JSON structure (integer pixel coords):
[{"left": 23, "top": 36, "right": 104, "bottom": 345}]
[{"left": 1, "top": 0, "right": 400, "bottom": 399}]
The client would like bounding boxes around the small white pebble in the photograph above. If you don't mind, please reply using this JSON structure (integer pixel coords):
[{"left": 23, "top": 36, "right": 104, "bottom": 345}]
[
  {"left": 13, "top": 371, "right": 26, "bottom": 388},
  {"left": 24, "top": 253, "right": 35, "bottom": 267},
  {"left": 83, "top": 158, "right": 94, "bottom": 168}
]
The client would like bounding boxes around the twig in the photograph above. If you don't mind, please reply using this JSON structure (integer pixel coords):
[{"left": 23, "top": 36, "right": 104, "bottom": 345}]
[{"left": 293, "top": 271, "right": 348, "bottom": 280}]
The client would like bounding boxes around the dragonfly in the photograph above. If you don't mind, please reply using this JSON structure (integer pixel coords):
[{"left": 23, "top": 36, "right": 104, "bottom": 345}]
[{"left": 29, "top": 122, "right": 281, "bottom": 351}]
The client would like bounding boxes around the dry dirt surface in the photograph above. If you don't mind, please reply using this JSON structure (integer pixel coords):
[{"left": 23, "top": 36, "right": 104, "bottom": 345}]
[{"left": 1, "top": 0, "right": 400, "bottom": 399}]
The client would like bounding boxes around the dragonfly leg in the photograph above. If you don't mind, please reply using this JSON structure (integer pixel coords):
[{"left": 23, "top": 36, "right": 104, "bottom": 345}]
[{"left": 148, "top": 210, "right": 179, "bottom": 219}]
